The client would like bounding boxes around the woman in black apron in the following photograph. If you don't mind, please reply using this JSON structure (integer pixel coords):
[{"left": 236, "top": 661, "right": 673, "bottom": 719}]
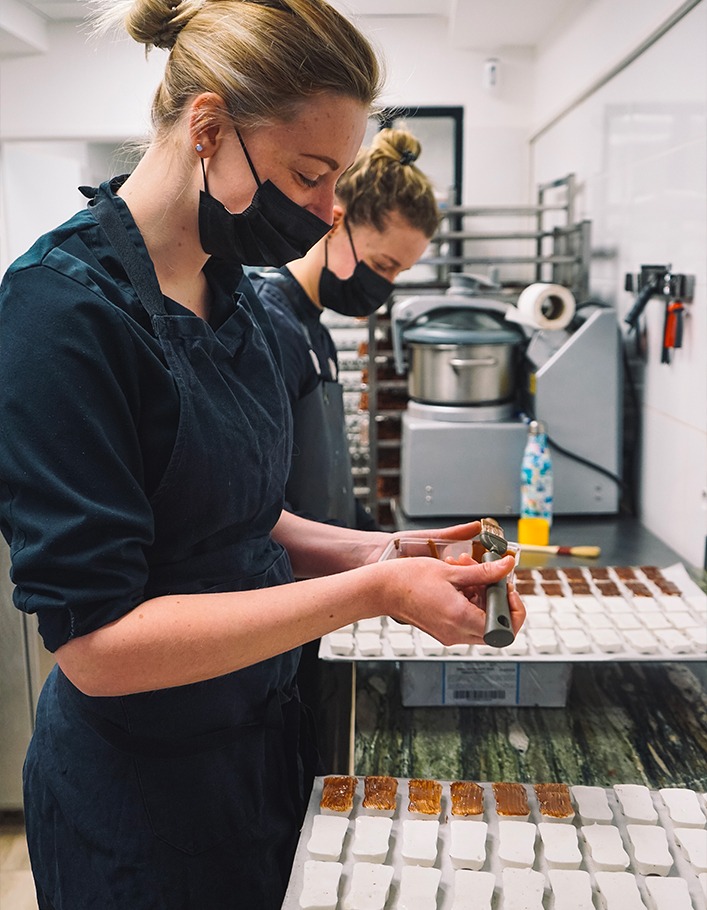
[
  {"left": 250, "top": 128, "right": 440, "bottom": 530},
  {"left": 249, "top": 128, "right": 440, "bottom": 751},
  {"left": 0, "top": 2, "right": 525, "bottom": 908}
]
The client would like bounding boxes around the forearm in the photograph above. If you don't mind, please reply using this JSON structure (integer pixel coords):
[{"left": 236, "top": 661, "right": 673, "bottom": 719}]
[
  {"left": 57, "top": 564, "right": 387, "bottom": 698},
  {"left": 55, "top": 520, "right": 524, "bottom": 699},
  {"left": 273, "top": 509, "right": 390, "bottom": 577}
]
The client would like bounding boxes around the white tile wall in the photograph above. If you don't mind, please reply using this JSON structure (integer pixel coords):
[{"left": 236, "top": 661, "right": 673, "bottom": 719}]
[{"left": 531, "top": 2, "right": 707, "bottom": 568}]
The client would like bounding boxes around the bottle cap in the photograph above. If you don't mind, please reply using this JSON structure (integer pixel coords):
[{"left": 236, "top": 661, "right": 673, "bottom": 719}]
[{"left": 529, "top": 419, "right": 546, "bottom": 435}]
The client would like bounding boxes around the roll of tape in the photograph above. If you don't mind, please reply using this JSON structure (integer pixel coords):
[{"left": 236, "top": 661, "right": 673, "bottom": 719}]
[{"left": 507, "top": 283, "right": 576, "bottom": 331}]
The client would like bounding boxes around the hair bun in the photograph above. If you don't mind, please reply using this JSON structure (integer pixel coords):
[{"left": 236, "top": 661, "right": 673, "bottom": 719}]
[
  {"left": 123, "top": 0, "right": 200, "bottom": 51},
  {"left": 371, "top": 127, "right": 422, "bottom": 168}
]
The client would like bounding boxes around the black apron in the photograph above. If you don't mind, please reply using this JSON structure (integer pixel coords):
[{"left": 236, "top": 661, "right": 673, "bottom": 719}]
[
  {"left": 261, "top": 272, "right": 357, "bottom": 528},
  {"left": 24, "top": 184, "right": 313, "bottom": 910}
]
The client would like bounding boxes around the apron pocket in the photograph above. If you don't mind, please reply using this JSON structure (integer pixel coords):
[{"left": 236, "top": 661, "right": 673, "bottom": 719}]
[{"left": 135, "top": 723, "right": 268, "bottom": 856}]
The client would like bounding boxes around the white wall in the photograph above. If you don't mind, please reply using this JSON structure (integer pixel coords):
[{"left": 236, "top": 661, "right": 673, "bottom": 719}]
[
  {"left": 362, "top": 15, "right": 535, "bottom": 207},
  {"left": 0, "top": 22, "right": 164, "bottom": 141},
  {"left": 532, "top": 0, "right": 697, "bottom": 131},
  {"left": 0, "top": 15, "right": 536, "bottom": 201},
  {"left": 0, "top": 21, "right": 166, "bottom": 270},
  {"left": 531, "top": 0, "right": 707, "bottom": 567}
]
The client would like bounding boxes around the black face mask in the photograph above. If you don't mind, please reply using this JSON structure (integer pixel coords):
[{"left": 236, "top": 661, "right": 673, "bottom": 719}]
[
  {"left": 319, "top": 219, "right": 395, "bottom": 317},
  {"left": 198, "top": 130, "right": 331, "bottom": 267}
]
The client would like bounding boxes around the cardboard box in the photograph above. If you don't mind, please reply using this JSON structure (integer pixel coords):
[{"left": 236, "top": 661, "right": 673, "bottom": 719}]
[{"left": 400, "top": 661, "right": 572, "bottom": 707}]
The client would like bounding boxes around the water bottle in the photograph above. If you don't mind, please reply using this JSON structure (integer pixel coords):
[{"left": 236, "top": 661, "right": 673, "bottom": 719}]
[{"left": 518, "top": 419, "right": 553, "bottom": 545}]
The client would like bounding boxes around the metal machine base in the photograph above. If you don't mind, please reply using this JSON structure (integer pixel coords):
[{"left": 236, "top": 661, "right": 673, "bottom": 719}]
[{"left": 400, "top": 413, "right": 527, "bottom": 518}]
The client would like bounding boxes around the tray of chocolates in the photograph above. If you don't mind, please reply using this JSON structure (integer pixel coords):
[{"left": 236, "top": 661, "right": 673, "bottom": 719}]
[
  {"left": 282, "top": 776, "right": 707, "bottom": 909},
  {"left": 319, "top": 562, "right": 707, "bottom": 664}
]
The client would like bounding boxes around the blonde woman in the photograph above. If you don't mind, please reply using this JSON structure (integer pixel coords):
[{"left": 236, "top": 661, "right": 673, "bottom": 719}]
[{"left": 0, "top": 1, "right": 525, "bottom": 907}]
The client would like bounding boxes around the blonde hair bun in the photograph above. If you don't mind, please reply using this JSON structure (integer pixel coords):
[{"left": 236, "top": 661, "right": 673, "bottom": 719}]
[
  {"left": 97, "top": 0, "right": 202, "bottom": 51},
  {"left": 337, "top": 127, "right": 439, "bottom": 238},
  {"left": 371, "top": 128, "right": 421, "bottom": 166}
]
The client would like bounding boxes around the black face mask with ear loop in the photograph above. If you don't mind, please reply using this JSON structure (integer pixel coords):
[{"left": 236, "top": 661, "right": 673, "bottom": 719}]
[
  {"left": 197, "top": 130, "right": 332, "bottom": 267},
  {"left": 319, "top": 218, "right": 395, "bottom": 317}
]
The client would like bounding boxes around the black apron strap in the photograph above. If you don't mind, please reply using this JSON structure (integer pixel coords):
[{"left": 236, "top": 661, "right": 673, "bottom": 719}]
[
  {"left": 90, "top": 196, "right": 167, "bottom": 319},
  {"left": 254, "top": 268, "right": 317, "bottom": 348}
]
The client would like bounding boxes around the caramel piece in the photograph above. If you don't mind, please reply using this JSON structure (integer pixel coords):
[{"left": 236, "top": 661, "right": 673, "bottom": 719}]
[
  {"left": 534, "top": 783, "right": 574, "bottom": 819},
  {"left": 595, "top": 581, "right": 621, "bottom": 596},
  {"left": 541, "top": 582, "right": 564, "bottom": 596},
  {"left": 568, "top": 582, "right": 591, "bottom": 594},
  {"left": 320, "top": 775, "right": 357, "bottom": 814},
  {"left": 408, "top": 778, "right": 442, "bottom": 816},
  {"left": 492, "top": 782, "right": 530, "bottom": 817},
  {"left": 471, "top": 539, "right": 486, "bottom": 563},
  {"left": 625, "top": 581, "right": 652, "bottom": 597},
  {"left": 640, "top": 566, "right": 662, "bottom": 578},
  {"left": 614, "top": 566, "right": 637, "bottom": 579},
  {"left": 562, "top": 568, "right": 586, "bottom": 579},
  {"left": 538, "top": 568, "right": 560, "bottom": 579},
  {"left": 515, "top": 582, "right": 537, "bottom": 596},
  {"left": 363, "top": 776, "right": 397, "bottom": 814},
  {"left": 514, "top": 568, "right": 534, "bottom": 581},
  {"left": 451, "top": 781, "right": 484, "bottom": 817},
  {"left": 589, "top": 567, "right": 610, "bottom": 578}
]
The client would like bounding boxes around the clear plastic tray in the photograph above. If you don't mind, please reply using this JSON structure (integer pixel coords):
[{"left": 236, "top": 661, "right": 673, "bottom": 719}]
[{"left": 378, "top": 536, "right": 521, "bottom": 579}]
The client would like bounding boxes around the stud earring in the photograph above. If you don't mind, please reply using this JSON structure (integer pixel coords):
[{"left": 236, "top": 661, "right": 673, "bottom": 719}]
[{"left": 195, "top": 143, "right": 204, "bottom": 152}]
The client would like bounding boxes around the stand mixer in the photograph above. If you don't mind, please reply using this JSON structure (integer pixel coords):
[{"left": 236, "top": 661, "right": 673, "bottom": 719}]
[{"left": 391, "top": 289, "right": 622, "bottom": 520}]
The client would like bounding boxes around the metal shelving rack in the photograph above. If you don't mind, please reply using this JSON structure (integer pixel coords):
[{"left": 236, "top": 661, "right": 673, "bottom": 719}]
[{"left": 359, "top": 174, "right": 592, "bottom": 529}]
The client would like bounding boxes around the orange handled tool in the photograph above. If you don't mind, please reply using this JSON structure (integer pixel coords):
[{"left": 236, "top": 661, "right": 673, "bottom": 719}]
[{"left": 662, "top": 300, "right": 684, "bottom": 363}]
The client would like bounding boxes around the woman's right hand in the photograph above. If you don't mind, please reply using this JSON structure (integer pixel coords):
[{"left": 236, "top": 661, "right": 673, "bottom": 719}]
[{"left": 377, "top": 552, "right": 525, "bottom": 646}]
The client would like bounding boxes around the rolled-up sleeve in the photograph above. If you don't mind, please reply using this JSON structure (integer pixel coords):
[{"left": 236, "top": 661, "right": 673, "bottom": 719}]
[{"left": 0, "top": 259, "right": 166, "bottom": 651}]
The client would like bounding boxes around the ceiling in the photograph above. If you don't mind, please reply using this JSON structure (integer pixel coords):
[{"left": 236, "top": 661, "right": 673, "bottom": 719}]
[{"left": 2, "top": 0, "right": 591, "bottom": 58}]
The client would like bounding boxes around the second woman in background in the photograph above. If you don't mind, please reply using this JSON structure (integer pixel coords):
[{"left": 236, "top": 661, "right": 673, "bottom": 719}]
[
  {"left": 250, "top": 128, "right": 439, "bottom": 532},
  {"left": 249, "top": 129, "right": 439, "bottom": 759}
]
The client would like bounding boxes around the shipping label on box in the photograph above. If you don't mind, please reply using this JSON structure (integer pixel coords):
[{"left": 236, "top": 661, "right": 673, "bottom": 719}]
[
  {"left": 443, "top": 663, "right": 519, "bottom": 705},
  {"left": 400, "top": 662, "right": 572, "bottom": 707}
]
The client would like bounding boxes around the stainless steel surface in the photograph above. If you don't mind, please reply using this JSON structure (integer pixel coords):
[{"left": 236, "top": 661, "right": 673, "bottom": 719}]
[
  {"left": 418, "top": 175, "right": 590, "bottom": 300},
  {"left": 408, "top": 400, "right": 516, "bottom": 422},
  {"left": 407, "top": 339, "right": 518, "bottom": 405},
  {"left": 528, "top": 308, "right": 622, "bottom": 514},
  {"left": 399, "top": 305, "right": 622, "bottom": 519},
  {"left": 0, "top": 542, "right": 31, "bottom": 810},
  {"left": 0, "top": 541, "right": 54, "bottom": 810},
  {"left": 400, "top": 413, "right": 528, "bottom": 517},
  {"left": 482, "top": 549, "right": 515, "bottom": 647}
]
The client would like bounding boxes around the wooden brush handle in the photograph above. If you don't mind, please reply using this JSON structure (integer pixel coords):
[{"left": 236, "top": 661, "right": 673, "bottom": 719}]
[{"left": 520, "top": 544, "right": 601, "bottom": 558}]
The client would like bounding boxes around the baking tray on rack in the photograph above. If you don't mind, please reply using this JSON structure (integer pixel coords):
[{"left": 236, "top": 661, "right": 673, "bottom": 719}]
[
  {"left": 282, "top": 776, "right": 707, "bottom": 909},
  {"left": 319, "top": 562, "right": 707, "bottom": 664}
]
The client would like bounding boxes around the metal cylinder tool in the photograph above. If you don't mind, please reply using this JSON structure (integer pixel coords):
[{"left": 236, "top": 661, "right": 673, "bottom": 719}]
[{"left": 479, "top": 517, "right": 515, "bottom": 648}]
